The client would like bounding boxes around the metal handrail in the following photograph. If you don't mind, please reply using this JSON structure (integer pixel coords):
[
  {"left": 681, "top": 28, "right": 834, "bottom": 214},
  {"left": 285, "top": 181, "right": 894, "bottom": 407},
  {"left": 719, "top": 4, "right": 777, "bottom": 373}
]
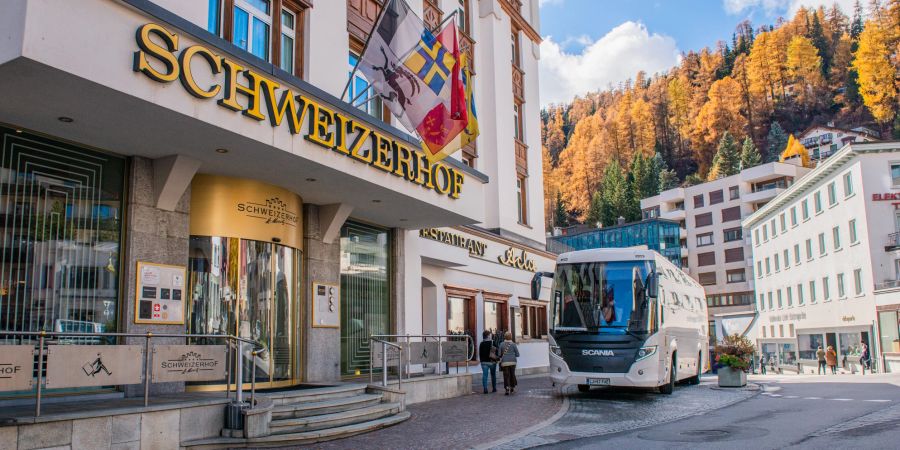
[
  {"left": 368, "top": 334, "right": 476, "bottom": 385},
  {"left": 368, "top": 338, "right": 403, "bottom": 389},
  {"left": 0, "top": 330, "right": 265, "bottom": 417}
]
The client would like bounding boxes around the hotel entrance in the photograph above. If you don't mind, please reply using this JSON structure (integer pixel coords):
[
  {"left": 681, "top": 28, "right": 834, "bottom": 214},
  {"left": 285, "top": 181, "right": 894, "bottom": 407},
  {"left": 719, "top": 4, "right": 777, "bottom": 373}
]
[{"left": 186, "top": 175, "right": 304, "bottom": 389}]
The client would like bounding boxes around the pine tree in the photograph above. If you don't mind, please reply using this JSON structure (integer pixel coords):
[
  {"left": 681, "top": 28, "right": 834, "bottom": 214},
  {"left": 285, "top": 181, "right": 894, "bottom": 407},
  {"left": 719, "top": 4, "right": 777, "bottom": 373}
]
[
  {"left": 740, "top": 137, "right": 762, "bottom": 169},
  {"left": 599, "top": 161, "right": 627, "bottom": 226},
  {"left": 624, "top": 173, "right": 642, "bottom": 222},
  {"left": 851, "top": 0, "right": 864, "bottom": 39},
  {"left": 553, "top": 191, "right": 568, "bottom": 228},
  {"left": 809, "top": 13, "right": 831, "bottom": 75},
  {"left": 586, "top": 191, "right": 603, "bottom": 227},
  {"left": 659, "top": 168, "right": 679, "bottom": 191},
  {"left": 714, "top": 132, "right": 741, "bottom": 177},
  {"left": 644, "top": 153, "right": 663, "bottom": 197},
  {"left": 766, "top": 122, "right": 789, "bottom": 162}
]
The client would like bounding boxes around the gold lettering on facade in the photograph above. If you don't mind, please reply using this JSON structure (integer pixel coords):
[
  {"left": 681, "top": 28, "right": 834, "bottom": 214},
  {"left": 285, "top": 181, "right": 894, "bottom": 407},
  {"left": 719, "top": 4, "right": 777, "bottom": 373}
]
[
  {"left": 498, "top": 247, "right": 537, "bottom": 272},
  {"left": 132, "top": 23, "right": 464, "bottom": 199},
  {"left": 419, "top": 229, "right": 486, "bottom": 256}
]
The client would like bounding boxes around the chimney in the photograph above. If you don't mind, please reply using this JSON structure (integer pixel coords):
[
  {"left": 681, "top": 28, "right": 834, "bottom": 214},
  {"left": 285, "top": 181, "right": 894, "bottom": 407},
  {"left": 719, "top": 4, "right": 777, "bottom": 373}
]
[{"left": 617, "top": 216, "right": 626, "bottom": 226}]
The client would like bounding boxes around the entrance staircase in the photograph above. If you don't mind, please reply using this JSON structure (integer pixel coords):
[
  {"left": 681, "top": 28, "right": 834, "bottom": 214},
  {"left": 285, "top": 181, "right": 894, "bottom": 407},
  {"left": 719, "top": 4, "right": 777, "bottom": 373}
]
[{"left": 182, "top": 384, "right": 409, "bottom": 448}]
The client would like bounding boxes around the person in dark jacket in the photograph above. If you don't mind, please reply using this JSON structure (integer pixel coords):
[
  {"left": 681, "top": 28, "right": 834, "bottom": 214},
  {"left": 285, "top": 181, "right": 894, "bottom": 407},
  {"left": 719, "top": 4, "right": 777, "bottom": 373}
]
[
  {"left": 478, "top": 330, "right": 498, "bottom": 394},
  {"left": 499, "top": 331, "right": 520, "bottom": 395},
  {"left": 860, "top": 342, "right": 871, "bottom": 375}
]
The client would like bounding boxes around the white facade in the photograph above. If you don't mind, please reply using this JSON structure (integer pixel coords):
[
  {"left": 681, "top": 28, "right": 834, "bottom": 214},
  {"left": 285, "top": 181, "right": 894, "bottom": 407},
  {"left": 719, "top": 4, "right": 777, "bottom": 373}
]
[
  {"left": 799, "top": 125, "right": 878, "bottom": 164},
  {"left": 743, "top": 141, "right": 900, "bottom": 373},
  {"left": 641, "top": 162, "right": 811, "bottom": 324}
]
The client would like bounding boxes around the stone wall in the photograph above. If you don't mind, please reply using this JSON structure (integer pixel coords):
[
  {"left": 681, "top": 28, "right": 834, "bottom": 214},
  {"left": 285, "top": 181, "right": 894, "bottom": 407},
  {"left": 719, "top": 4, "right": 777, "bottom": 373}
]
[
  {"left": 121, "top": 157, "right": 191, "bottom": 396},
  {"left": 302, "top": 205, "right": 341, "bottom": 382}
]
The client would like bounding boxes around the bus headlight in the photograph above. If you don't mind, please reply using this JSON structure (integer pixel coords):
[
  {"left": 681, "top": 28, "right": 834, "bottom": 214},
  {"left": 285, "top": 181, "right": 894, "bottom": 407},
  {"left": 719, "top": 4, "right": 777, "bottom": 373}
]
[
  {"left": 550, "top": 345, "right": 563, "bottom": 357},
  {"left": 635, "top": 345, "right": 657, "bottom": 361}
]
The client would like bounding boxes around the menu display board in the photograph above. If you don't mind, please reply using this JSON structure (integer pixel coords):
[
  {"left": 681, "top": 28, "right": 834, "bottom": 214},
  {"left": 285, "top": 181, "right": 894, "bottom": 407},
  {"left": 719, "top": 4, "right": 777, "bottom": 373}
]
[{"left": 134, "top": 262, "right": 186, "bottom": 325}]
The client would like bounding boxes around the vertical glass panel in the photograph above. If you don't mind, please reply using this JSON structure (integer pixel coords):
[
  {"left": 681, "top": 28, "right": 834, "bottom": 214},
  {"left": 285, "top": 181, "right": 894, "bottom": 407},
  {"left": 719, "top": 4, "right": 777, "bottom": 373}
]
[
  {"left": 484, "top": 302, "right": 500, "bottom": 333},
  {"left": 246, "top": 0, "right": 270, "bottom": 14},
  {"left": 233, "top": 7, "right": 249, "bottom": 50},
  {"left": 251, "top": 18, "right": 270, "bottom": 60},
  {"left": 448, "top": 297, "right": 467, "bottom": 333},
  {"left": 280, "top": 35, "right": 294, "bottom": 72},
  {"left": 0, "top": 127, "right": 125, "bottom": 344},
  {"left": 878, "top": 311, "right": 899, "bottom": 355},
  {"left": 272, "top": 245, "right": 295, "bottom": 381},
  {"left": 188, "top": 236, "right": 235, "bottom": 339},
  {"left": 240, "top": 240, "right": 272, "bottom": 383},
  {"left": 281, "top": 10, "right": 294, "bottom": 29},
  {"left": 340, "top": 222, "right": 390, "bottom": 376},
  {"left": 207, "top": 0, "right": 221, "bottom": 34}
]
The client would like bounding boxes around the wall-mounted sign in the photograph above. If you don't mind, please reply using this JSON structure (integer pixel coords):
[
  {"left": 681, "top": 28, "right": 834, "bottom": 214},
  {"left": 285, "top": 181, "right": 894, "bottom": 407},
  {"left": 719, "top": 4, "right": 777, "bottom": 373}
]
[
  {"left": 134, "top": 262, "right": 186, "bottom": 325},
  {"left": 151, "top": 345, "right": 226, "bottom": 383},
  {"left": 871, "top": 193, "right": 900, "bottom": 209},
  {"left": 419, "top": 228, "right": 486, "bottom": 256},
  {"left": 0, "top": 346, "right": 35, "bottom": 391},
  {"left": 238, "top": 197, "right": 300, "bottom": 227},
  {"left": 768, "top": 311, "right": 807, "bottom": 323},
  {"left": 440, "top": 341, "right": 469, "bottom": 362},
  {"left": 312, "top": 283, "right": 340, "bottom": 328},
  {"left": 841, "top": 315, "right": 857, "bottom": 322},
  {"left": 498, "top": 247, "right": 537, "bottom": 272},
  {"left": 407, "top": 342, "right": 441, "bottom": 365},
  {"left": 45, "top": 345, "right": 143, "bottom": 388},
  {"left": 133, "top": 23, "right": 465, "bottom": 199}
]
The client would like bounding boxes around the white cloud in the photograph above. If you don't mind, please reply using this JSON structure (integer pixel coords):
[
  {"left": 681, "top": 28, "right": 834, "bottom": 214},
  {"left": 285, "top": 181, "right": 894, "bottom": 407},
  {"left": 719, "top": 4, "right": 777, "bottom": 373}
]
[
  {"left": 786, "top": 0, "right": 859, "bottom": 15},
  {"left": 724, "top": 0, "right": 860, "bottom": 16},
  {"left": 723, "top": 0, "right": 788, "bottom": 15},
  {"left": 539, "top": 22, "right": 681, "bottom": 106}
]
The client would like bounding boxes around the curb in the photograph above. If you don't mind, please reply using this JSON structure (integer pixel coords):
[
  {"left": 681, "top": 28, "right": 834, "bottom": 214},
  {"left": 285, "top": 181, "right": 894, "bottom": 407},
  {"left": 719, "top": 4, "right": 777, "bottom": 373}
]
[
  {"left": 709, "top": 382, "right": 762, "bottom": 392},
  {"left": 470, "top": 384, "right": 572, "bottom": 450}
]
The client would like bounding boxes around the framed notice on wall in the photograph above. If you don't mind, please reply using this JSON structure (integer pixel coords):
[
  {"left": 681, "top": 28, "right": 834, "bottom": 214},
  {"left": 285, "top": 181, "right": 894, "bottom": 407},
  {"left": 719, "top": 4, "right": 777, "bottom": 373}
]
[
  {"left": 134, "top": 261, "right": 186, "bottom": 325},
  {"left": 312, "top": 282, "right": 340, "bottom": 328}
]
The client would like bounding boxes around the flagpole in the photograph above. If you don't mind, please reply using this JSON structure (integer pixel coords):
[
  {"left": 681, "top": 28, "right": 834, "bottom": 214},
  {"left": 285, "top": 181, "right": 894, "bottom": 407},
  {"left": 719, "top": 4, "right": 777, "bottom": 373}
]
[
  {"left": 341, "top": 0, "right": 396, "bottom": 101},
  {"left": 431, "top": 10, "right": 459, "bottom": 33}
]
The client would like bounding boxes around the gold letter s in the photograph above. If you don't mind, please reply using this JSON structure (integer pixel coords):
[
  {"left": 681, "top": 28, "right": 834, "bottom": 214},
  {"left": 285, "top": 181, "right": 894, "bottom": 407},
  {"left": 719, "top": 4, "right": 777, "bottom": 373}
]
[{"left": 133, "top": 23, "right": 180, "bottom": 83}]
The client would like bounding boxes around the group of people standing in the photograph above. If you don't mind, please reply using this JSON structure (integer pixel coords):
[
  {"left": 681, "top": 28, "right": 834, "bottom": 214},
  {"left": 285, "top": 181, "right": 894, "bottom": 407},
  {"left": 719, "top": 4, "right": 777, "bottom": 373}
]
[
  {"left": 815, "top": 345, "right": 839, "bottom": 374},
  {"left": 478, "top": 330, "right": 520, "bottom": 395}
]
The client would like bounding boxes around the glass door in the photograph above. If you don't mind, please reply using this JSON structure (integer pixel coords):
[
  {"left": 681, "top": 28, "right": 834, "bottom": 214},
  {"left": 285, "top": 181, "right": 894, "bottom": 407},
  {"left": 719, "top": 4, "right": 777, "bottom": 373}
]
[{"left": 188, "top": 236, "right": 300, "bottom": 389}]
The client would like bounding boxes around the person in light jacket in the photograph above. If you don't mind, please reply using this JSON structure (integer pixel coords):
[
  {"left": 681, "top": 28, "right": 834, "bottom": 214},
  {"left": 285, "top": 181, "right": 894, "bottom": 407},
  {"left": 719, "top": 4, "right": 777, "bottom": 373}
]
[
  {"left": 825, "top": 346, "right": 838, "bottom": 375},
  {"left": 498, "top": 331, "right": 520, "bottom": 395}
]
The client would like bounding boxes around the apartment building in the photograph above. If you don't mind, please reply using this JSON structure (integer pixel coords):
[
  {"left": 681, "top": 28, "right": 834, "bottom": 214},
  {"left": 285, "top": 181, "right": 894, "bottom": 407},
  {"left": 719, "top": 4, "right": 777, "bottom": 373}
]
[
  {"left": 744, "top": 142, "right": 900, "bottom": 373},
  {"left": 799, "top": 124, "right": 879, "bottom": 164},
  {"left": 641, "top": 161, "right": 812, "bottom": 344}
]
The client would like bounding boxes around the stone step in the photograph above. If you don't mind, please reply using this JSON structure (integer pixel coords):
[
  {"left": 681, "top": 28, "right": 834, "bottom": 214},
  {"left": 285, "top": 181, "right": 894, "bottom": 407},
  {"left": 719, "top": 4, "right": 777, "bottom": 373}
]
[
  {"left": 269, "top": 402, "right": 402, "bottom": 434},
  {"left": 263, "top": 384, "right": 368, "bottom": 407},
  {"left": 182, "top": 410, "right": 411, "bottom": 449},
  {"left": 271, "top": 393, "right": 384, "bottom": 419}
]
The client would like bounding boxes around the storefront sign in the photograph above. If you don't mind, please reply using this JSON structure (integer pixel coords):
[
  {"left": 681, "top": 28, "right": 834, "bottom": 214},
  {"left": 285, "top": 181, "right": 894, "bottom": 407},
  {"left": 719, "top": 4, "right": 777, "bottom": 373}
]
[
  {"left": 312, "top": 283, "right": 340, "bottom": 328},
  {"left": 151, "top": 345, "right": 226, "bottom": 383},
  {"left": 418, "top": 228, "right": 486, "bottom": 256},
  {"left": 133, "top": 23, "right": 465, "bottom": 199},
  {"left": 769, "top": 312, "right": 807, "bottom": 323},
  {"left": 237, "top": 197, "right": 299, "bottom": 227},
  {"left": 0, "top": 346, "right": 35, "bottom": 391},
  {"left": 441, "top": 341, "right": 469, "bottom": 362},
  {"left": 45, "top": 345, "right": 144, "bottom": 388},
  {"left": 134, "top": 262, "right": 186, "bottom": 325},
  {"left": 841, "top": 315, "right": 856, "bottom": 322},
  {"left": 872, "top": 193, "right": 900, "bottom": 209},
  {"left": 498, "top": 247, "right": 537, "bottom": 272}
]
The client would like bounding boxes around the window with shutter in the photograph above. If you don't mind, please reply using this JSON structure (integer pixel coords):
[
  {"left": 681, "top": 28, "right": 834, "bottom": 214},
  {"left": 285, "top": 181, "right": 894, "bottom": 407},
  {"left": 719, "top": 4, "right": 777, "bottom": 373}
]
[
  {"left": 721, "top": 206, "right": 741, "bottom": 222},
  {"left": 697, "top": 251, "right": 716, "bottom": 266},
  {"left": 695, "top": 212, "right": 713, "bottom": 227},
  {"left": 698, "top": 272, "right": 717, "bottom": 285},
  {"left": 709, "top": 190, "right": 724, "bottom": 205},
  {"left": 724, "top": 247, "right": 744, "bottom": 262}
]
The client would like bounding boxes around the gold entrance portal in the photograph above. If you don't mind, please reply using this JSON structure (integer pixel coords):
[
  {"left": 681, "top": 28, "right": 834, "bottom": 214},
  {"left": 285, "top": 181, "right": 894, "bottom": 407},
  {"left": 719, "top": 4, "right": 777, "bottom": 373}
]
[{"left": 187, "top": 175, "right": 303, "bottom": 390}]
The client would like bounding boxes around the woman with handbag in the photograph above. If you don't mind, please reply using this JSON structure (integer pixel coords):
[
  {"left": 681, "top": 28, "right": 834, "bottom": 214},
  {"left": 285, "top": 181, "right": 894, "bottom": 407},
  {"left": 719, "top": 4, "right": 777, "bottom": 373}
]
[
  {"left": 478, "top": 330, "right": 498, "bottom": 394},
  {"left": 498, "top": 331, "right": 520, "bottom": 395}
]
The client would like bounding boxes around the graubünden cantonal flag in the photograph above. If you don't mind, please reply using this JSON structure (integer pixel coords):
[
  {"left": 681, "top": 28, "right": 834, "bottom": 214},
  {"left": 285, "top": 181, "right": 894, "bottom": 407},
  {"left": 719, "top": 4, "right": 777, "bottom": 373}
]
[{"left": 414, "top": 21, "right": 468, "bottom": 162}]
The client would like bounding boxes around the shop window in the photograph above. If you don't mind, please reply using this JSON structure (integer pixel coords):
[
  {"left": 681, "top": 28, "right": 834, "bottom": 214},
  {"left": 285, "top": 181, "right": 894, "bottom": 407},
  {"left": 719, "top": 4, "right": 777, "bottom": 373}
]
[
  {"left": 877, "top": 311, "right": 900, "bottom": 354},
  {"left": 729, "top": 186, "right": 740, "bottom": 200},
  {"left": 798, "top": 333, "right": 824, "bottom": 360},
  {"left": 0, "top": 127, "right": 125, "bottom": 339},
  {"left": 516, "top": 175, "right": 528, "bottom": 225},
  {"left": 696, "top": 232, "right": 713, "bottom": 247},
  {"left": 208, "top": 0, "right": 307, "bottom": 77},
  {"left": 517, "top": 302, "right": 548, "bottom": 340},
  {"left": 723, "top": 227, "right": 742, "bottom": 242},
  {"left": 448, "top": 296, "right": 473, "bottom": 334},
  {"left": 839, "top": 333, "right": 864, "bottom": 359}
]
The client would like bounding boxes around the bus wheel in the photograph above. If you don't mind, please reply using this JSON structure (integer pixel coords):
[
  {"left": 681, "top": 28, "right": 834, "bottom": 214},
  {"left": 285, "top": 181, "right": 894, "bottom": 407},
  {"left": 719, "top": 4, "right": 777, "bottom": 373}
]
[
  {"left": 660, "top": 355, "right": 676, "bottom": 395},
  {"left": 687, "top": 352, "right": 702, "bottom": 385},
  {"left": 577, "top": 384, "right": 590, "bottom": 393}
]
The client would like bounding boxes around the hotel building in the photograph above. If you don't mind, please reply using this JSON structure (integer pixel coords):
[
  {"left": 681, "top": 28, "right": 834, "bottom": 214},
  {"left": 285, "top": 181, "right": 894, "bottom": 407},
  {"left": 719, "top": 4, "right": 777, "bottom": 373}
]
[
  {"left": 0, "top": 0, "right": 549, "bottom": 445},
  {"left": 744, "top": 141, "right": 900, "bottom": 373}
]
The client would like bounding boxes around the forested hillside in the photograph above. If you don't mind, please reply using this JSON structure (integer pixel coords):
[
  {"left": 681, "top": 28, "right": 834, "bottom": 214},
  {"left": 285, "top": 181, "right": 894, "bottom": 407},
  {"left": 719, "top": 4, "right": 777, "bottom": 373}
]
[{"left": 542, "top": 1, "right": 900, "bottom": 228}]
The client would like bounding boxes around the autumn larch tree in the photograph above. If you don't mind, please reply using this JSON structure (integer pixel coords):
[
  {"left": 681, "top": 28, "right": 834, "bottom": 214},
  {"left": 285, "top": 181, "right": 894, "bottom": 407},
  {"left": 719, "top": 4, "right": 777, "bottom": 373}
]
[{"left": 853, "top": 13, "right": 898, "bottom": 128}]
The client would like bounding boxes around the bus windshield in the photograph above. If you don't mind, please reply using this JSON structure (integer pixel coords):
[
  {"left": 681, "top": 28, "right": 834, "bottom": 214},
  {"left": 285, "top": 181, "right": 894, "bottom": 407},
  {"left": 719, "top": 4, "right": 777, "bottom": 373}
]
[{"left": 550, "top": 261, "right": 654, "bottom": 334}]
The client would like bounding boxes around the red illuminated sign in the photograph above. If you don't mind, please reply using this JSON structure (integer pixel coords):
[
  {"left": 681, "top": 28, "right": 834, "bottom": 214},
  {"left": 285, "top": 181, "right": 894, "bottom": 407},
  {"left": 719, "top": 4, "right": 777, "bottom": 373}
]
[{"left": 872, "top": 193, "right": 900, "bottom": 209}]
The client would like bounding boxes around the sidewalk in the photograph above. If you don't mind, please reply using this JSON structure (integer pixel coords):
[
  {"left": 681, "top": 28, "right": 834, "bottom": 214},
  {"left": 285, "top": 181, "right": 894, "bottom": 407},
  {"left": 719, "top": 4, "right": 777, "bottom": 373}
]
[{"left": 306, "top": 375, "right": 564, "bottom": 450}]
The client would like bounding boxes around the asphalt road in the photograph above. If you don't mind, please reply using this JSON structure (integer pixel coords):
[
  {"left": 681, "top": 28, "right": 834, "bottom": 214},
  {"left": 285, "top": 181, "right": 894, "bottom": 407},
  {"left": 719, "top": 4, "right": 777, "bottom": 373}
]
[{"left": 545, "top": 373, "right": 900, "bottom": 450}]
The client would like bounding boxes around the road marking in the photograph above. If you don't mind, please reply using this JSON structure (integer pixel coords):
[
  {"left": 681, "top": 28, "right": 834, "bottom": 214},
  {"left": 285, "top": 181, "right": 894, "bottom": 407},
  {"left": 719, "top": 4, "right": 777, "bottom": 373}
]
[
  {"left": 804, "top": 397, "right": 822, "bottom": 400},
  {"left": 784, "top": 395, "right": 798, "bottom": 399},
  {"left": 770, "top": 394, "right": 782, "bottom": 397},
  {"left": 830, "top": 398, "right": 853, "bottom": 401},
  {"left": 863, "top": 399, "right": 891, "bottom": 403}
]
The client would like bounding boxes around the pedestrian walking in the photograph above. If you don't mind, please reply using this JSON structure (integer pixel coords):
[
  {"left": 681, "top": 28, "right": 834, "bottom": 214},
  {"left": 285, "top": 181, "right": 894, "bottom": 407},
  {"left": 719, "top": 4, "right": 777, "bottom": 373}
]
[
  {"left": 498, "top": 331, "right": 519, "bottom": 395},
  {"left": 859, "top": 342, "right": 871, "bottom": 375},
  {"left": 478, "top": 330, "right": 498, "bottom": 394},
  {"left": 825, "top": 345, "right": 837, "bottom": 375},
  {"left": 816, "top": 346, "right": 826, "bottom": 375},
  {"left": 759, "top": 354, "right": 767, "bottom": 375}
]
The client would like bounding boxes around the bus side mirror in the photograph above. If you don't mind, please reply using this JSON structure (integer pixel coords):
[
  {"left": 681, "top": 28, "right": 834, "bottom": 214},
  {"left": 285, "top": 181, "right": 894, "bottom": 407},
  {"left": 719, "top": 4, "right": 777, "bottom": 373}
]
[
  {"left": 646, "top": 272, "right": 658, "bottom": 298},
  {"left": 531, "top": 271, "right": 553, "bottom": 300}
]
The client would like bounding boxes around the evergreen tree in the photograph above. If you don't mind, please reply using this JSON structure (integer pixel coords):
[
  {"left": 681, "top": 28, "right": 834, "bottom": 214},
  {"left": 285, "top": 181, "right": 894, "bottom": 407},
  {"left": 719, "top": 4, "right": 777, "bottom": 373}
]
[
  {"left": 809, "top": 14, "right": 831, "bottom": 75},
  {"left": 599, "top": 161, "right": 627, "bottom": 226},
  {"left": 553, "top": 191, "right": 568, "bottom": 228},
  {"left": 766, "top": 122, "right": 789, "bottom": 162},
  {"left": 624, "top": 172, "right": 642, "bottom": 222},
  {"left": 644, "top": 153, "right": 662, "bottom": 197},
  {"left": 851, "top": 0, "right": 864, "bottom": 39},
  {"left": 586, "top": 191, "right": 603, "bottom": 227},
  {"left": 712, "top": 132, "right": 741, "bottom": 178},
  {"left": 740, "top": 137, "right": 762, "bottom": 169},
  {"left": 631, "top": 152, "right": 649, "bottom": 198},
  {"left": 684, "top": 173, "right": 704, "bottom": 186}
]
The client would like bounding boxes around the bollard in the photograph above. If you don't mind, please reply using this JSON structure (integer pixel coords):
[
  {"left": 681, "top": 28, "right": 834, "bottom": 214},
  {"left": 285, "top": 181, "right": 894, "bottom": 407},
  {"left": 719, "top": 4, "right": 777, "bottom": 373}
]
[
  {"left": 144, "top": 332, "right": 152, "bottom": 407},
  {"left": 35, "top": 332, "right": 45, "bottom": 417}
]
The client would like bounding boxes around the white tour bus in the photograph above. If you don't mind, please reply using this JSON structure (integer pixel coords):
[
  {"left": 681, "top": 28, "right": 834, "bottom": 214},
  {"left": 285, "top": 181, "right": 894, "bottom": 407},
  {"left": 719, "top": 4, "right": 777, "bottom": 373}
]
[{"left": 531, "top": 248, "right": 708, "bottom": 394}]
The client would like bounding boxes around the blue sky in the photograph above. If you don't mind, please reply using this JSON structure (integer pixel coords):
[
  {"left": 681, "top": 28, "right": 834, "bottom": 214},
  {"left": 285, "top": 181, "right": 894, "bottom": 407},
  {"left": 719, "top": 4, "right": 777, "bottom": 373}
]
[{"left": 538, "top": 0, "right": 859, "bottom": 106}]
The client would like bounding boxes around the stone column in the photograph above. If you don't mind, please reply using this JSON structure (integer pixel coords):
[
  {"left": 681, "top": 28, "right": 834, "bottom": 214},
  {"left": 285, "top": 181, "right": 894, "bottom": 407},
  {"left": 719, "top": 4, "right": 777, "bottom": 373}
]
[
  {"left": 121, "top": 157, "right": 191, "bottom": 396},
  {"left": 302, "top": 205, "right": 341, "bottom": 382}
]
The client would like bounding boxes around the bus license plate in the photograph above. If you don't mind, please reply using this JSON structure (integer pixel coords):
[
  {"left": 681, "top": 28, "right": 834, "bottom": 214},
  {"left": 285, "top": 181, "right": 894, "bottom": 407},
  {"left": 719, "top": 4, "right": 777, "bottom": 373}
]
[{"left": 587, "top": 378, "right": 610, "bottom": 386}]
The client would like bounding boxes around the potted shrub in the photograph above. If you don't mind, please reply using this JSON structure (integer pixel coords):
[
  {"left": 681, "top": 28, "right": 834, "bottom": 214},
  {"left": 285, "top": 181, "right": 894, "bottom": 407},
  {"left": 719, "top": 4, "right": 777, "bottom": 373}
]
[{"left": 715, "top": 334, "right": 755, "bottom": 387}]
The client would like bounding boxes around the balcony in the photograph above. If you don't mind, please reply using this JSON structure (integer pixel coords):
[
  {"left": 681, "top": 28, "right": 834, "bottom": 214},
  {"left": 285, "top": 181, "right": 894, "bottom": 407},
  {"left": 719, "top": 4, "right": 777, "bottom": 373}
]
[
  {"left": 679, "top": 228, "right": 687, "bottom": 239},
  {"left": 515, "top": 140, "right": 528, "bottom": 175},
  {"left": 459, "top": 29, "right": 475, "bottom": 73},
  {"left": 660, "top": 208, "right": 686, "bottom": 221},
  {"left": 658, "top": 188, "right": 685, "bottom": 204},
  {"left": 875, "top": 279, "right": 900, "bottom": 291},
  {"left": 512, "top": 65, "right": 525, "bottom": 101},
  {"left": 743, "top": 187, "right": 785, "bottom": 204},
  {"left": 886, "top": 232, "right": 900, "bottom": 252}
]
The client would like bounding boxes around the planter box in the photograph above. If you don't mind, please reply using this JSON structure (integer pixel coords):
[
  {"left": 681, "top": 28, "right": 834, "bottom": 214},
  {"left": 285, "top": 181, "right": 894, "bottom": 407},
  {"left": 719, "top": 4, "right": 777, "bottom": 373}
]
[{"left": 718, "top": 367, "right": 747, "bottom": 387}]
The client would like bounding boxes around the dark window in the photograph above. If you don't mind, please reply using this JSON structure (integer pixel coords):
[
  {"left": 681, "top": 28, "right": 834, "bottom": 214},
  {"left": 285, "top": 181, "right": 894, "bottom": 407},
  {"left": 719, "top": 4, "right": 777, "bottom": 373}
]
[
  {"left": 693, "top": 194, "right": 704, "bottom": 208},
  {"left": 697, "top": 251, "right": 716, "bottom": 266},
  {"left": 729, "top": 186, "right": 740, "bottom": 200},
  {"left": 695, "top": 212, "right": 713, "bottom": 227},
  {"left": 723, "top": 227, "right": 742, "bottom": 242},
  {"left": 697, "top": 232, "right": 714, "bottom": 247},
  {"left": 724, "top": 247, "right": 744, "bottom": 263},
  {"left": 721, "top": 206, "right": 741, "bottom": 222},
  {"left": 709, "top": 190, "right": 724, "bottom": 205},
  {"left": 698, "top": 272, "right": 717, "bottom": 285}
]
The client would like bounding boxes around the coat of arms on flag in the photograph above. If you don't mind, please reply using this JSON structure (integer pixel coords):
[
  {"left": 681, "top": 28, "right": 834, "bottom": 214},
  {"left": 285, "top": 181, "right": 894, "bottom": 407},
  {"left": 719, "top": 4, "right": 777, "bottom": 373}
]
[{"left": 350, "top": 0, "right": 480, "bottom": 164}]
